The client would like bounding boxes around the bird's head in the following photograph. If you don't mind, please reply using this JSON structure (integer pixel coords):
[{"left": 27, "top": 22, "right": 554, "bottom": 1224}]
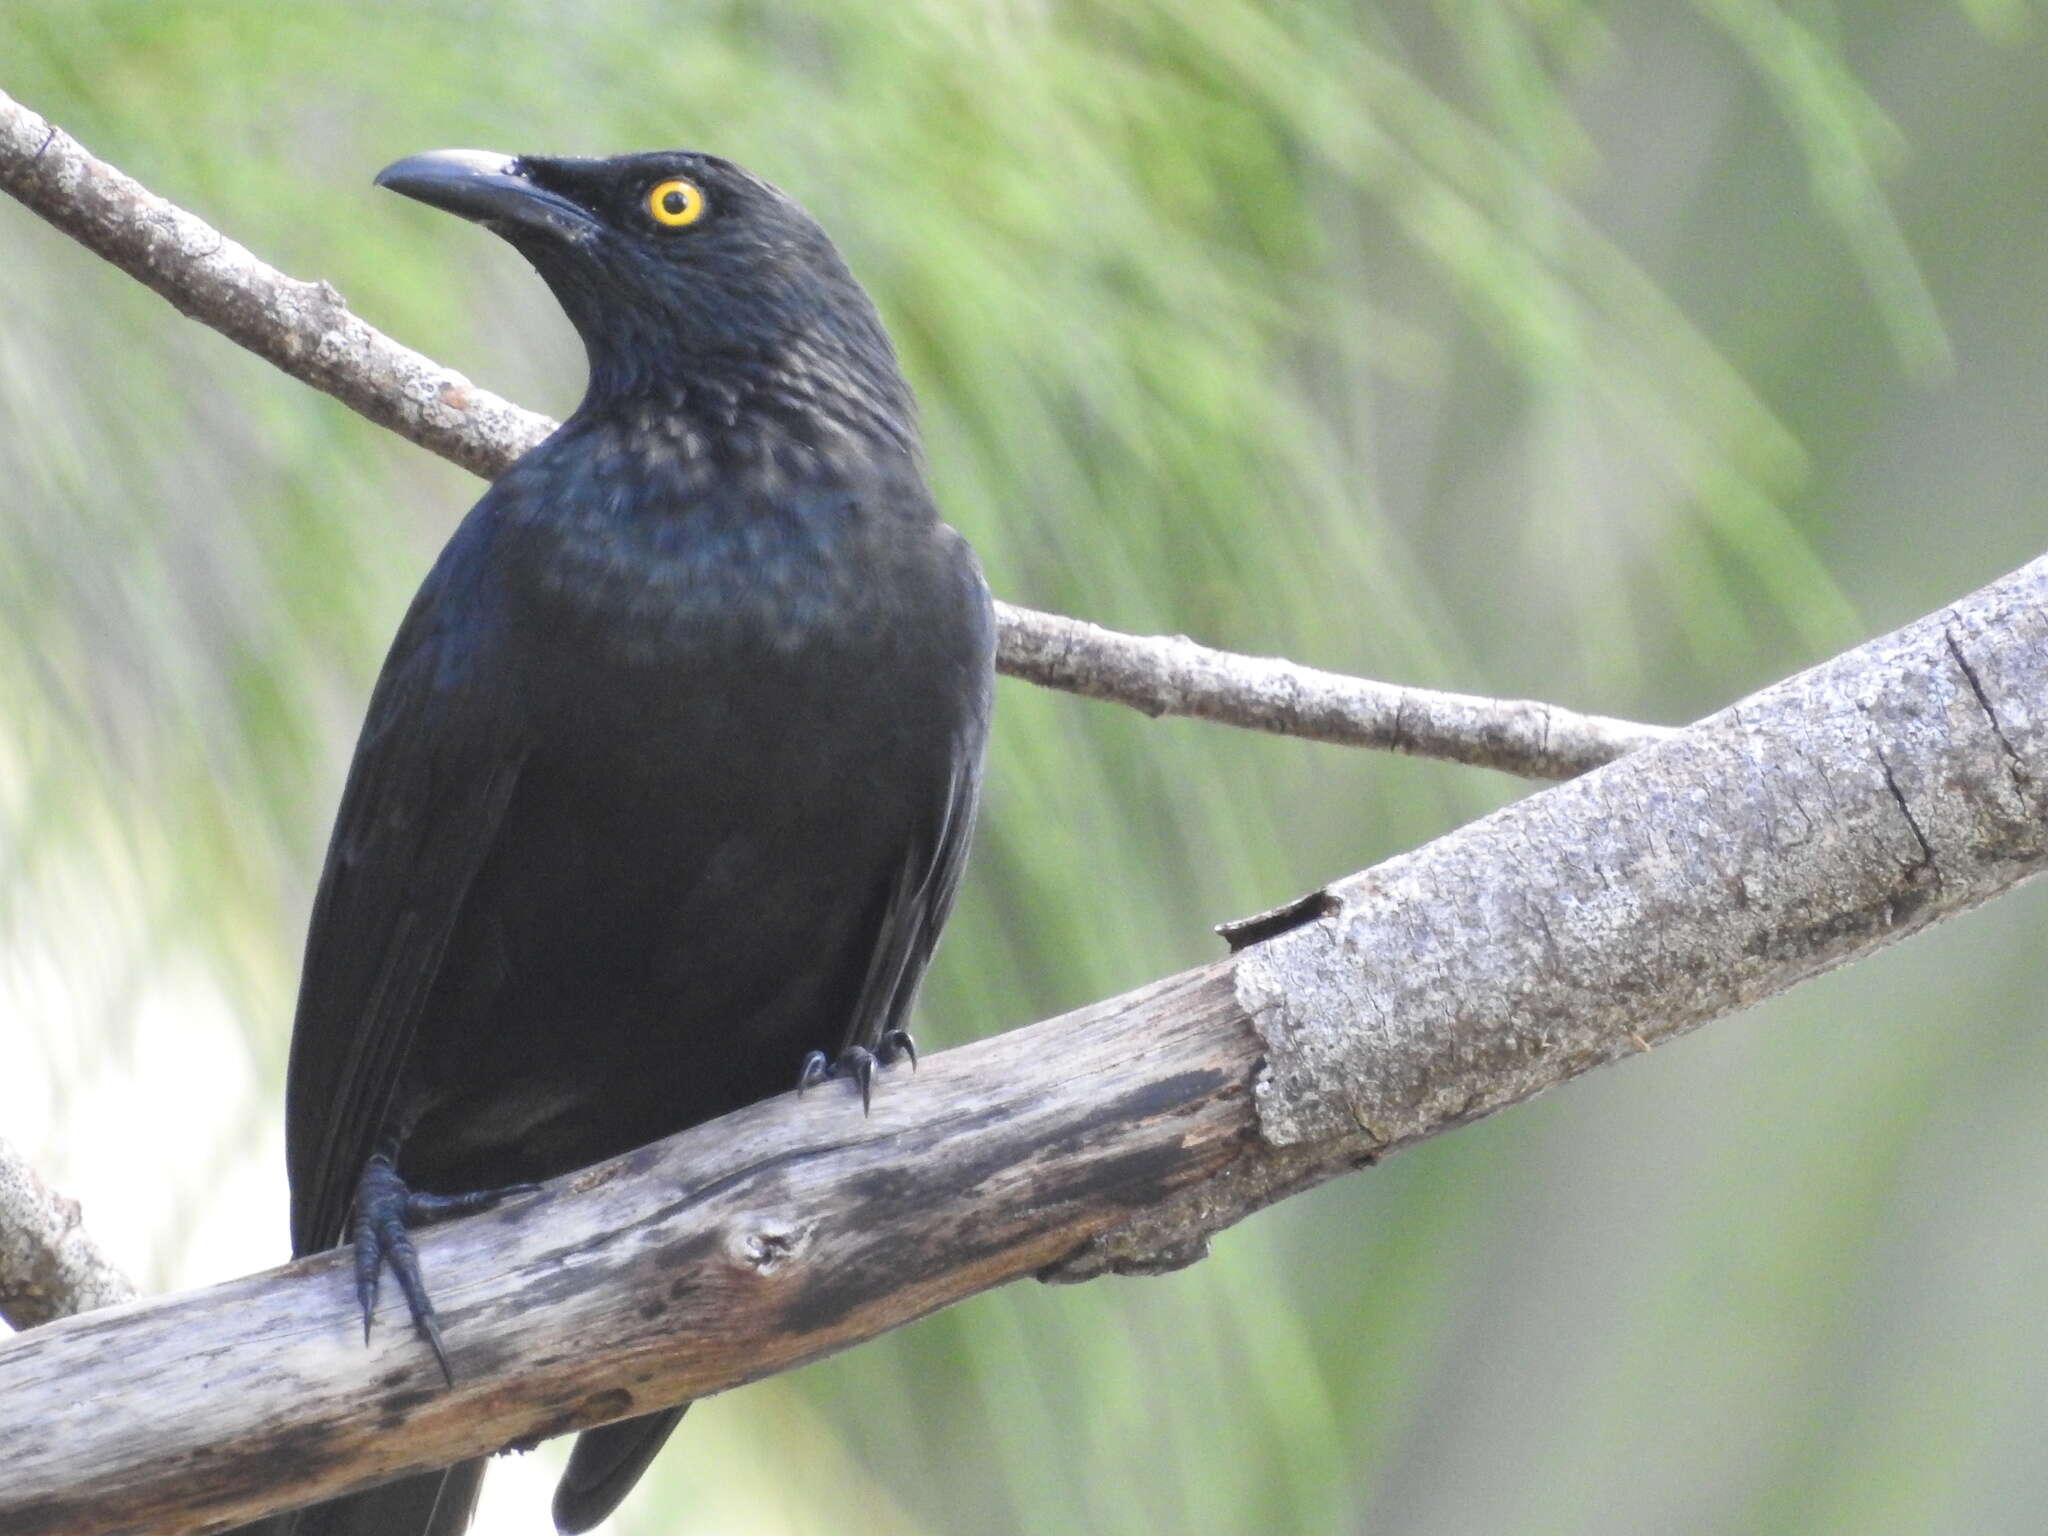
[{"left": 376, "top": 149, "right": 915, "bottom": 451}]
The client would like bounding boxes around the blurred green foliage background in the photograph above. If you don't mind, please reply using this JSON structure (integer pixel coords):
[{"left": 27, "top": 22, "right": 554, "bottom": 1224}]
[{"left": 6, "top": 2, "right": 2048, "bottom": 1531}]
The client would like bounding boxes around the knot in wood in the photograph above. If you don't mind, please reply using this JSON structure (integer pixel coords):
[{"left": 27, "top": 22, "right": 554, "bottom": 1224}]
[{"left": 727, "top": 1215, "right": 809, "bottom": 1277}]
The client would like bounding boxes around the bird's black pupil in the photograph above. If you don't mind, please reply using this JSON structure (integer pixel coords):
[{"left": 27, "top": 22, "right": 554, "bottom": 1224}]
[{"left": 662, "top": 189, "right": 687, "bottom": 215}]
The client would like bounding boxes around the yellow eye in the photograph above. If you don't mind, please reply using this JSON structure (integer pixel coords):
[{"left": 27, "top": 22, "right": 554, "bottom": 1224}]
[{"left": 647, "top": 178, "right": 705, "bottom": 228}]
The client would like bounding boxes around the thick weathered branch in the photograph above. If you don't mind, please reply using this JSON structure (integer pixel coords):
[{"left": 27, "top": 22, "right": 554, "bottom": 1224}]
[
  {"left": 0, "top": 86, "right": 1661, "bottom": 782},
  {"left": 2, "top": 551, "right": 2042, "bottom": 1535},
  {"left": 0, "top": 1138, "right": 135, "bottom": 1331}
]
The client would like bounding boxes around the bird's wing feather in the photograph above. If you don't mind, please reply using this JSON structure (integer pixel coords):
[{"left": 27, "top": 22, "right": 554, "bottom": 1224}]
[
  {"left": 841, "top": 567, "right": 993, "bottom": 1055},
  {"left": 839, "top": 748, "right": 979, "bottom": 1053},
  {"left": 285, "top": 534, "right": 528, "bottom": 1257}
]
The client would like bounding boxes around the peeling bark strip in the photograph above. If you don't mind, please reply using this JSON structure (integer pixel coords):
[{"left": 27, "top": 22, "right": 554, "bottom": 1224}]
[
  {"left": 0, "top": 1138, "right": 135, "bottom": 1330},
  {"left": 0, "top": 86, "right": 1658, "bottom": 781},
  {"left": 1, "top": 557, "right": 2045, "bottom": 1533}
]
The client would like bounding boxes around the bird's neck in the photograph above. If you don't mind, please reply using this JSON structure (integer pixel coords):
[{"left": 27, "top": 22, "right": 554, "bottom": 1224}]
[
  {"left": 537, "top": 367, "right": 932, "bottom": 537},
  {"left": 554, "top": 399, "right": 915, "bottom": 510},
  {"left": 573, "top": 335, "right": 919, "bottom": 469}
]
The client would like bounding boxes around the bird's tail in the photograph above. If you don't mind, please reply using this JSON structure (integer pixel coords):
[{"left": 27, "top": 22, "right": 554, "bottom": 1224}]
[{"left": 552, "top": 1403, "right": 691, "bottom": 1534}]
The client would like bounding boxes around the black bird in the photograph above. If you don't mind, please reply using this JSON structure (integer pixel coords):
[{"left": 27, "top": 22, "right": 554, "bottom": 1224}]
[{"left": 247, "top": 149, "right": 994, "bottom": 1535}]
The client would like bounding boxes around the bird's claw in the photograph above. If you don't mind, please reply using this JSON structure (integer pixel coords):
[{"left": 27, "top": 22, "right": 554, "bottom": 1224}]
[
  {"left": 799, "top": 1045, "right": 876, "bottom": 1111},
  {"left": 796, "top": 1030, "right": 918, "bottom": 1114},
  {"left": 353, "top": 1153, "right": 534, "bottom": 1386}
]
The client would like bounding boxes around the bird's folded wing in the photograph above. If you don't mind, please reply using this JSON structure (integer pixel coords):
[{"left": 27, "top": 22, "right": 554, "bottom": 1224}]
[
  {"left": 843, "top": 660, "right": 993, "bottom": 1052},
  {"left": 285, "top": 556, "right": 529, "bottom": 1257}
]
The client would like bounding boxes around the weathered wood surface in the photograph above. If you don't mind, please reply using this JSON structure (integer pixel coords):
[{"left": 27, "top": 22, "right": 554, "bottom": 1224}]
[
  {"left": 3, "top": 553, "right": 2045, "bottom": 1535},
  {"left": 1062, "top": 550, "right": 2048, "bottom": 1277},
  {"left": 2, "top": 965, "right": 1257, "bottom": 1535}
]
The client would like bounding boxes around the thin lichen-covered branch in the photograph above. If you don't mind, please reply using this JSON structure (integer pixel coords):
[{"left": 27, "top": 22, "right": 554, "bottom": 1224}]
[
  {"left": 3, "top": 552, "right": 2042, "bottom": 1536},
  {"left": 991, "top": 603, "right": 1673, "bottom": 778},
  {"left": 0, "top": 85, "right": 1664, "bottom": 782}
]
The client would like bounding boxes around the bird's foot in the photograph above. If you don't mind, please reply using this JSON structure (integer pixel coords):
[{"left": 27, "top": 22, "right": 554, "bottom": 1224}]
[
  {"left": 353, "top": 1153, "right": 537, "bottom": 1385},
  {"left": 796, "top": 1029, "right": 918, "bottom": 1114}
]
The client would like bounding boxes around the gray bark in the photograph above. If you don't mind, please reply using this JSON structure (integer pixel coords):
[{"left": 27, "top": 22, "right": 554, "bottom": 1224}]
[
  {"left": 0, "top": 553, "right": 2042, "bottom": 1534},
  {"left": 0, "top": 1138, "right": 135, "bottom": 1331},
  {"left": 1064, "top": 552, "right": 2048, "bottom": 1276},
  {"left": 993, "top": 601, "right": 1673, "bottom": 778}
]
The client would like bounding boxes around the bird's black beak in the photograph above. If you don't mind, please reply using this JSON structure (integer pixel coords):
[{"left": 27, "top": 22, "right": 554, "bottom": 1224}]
[{"left": 375, "top": 150, "right": 599, "bottom": 242}]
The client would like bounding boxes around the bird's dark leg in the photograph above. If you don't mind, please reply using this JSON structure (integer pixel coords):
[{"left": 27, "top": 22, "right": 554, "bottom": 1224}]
[
  {"left": 353, "top": 1148, "right": 537, "bottom": 1385},
  {"left": 796, "top": 1029, "right": 918, "bottom": 1114}
]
